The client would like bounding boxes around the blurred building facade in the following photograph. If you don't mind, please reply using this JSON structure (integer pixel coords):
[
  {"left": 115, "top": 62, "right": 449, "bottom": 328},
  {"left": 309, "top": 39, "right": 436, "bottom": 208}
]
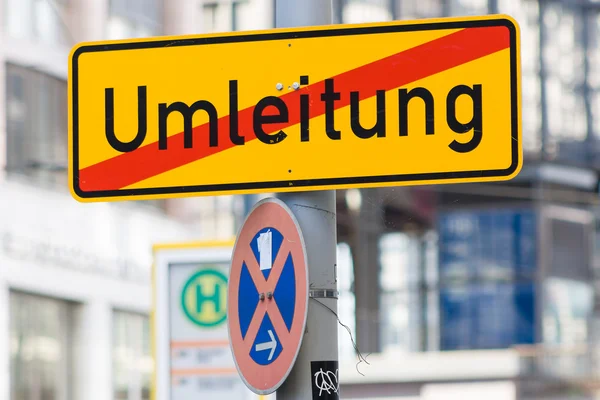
[
  {"left": 335, "top": 1, "right": 600, "bottom": 400},
  {"left": 0, "top": 1, "right": 269, "bottom": 400},
  {"left": 1, "top": 0, "right": 600, "bottom": 400}
]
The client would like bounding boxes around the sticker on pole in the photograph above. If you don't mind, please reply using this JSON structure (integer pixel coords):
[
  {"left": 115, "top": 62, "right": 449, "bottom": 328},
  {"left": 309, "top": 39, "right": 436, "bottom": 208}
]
[
  {"left": 227, "top": 198, "right": 308, "bottom": 395},
  {"left": 311, "top": 361, "right": 340, "bottom": 400}
]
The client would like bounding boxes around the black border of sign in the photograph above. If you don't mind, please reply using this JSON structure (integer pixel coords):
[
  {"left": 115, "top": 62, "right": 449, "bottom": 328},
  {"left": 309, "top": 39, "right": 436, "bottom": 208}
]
[{"left": 71, "top": 17, "right": 520, "bottom": 199}]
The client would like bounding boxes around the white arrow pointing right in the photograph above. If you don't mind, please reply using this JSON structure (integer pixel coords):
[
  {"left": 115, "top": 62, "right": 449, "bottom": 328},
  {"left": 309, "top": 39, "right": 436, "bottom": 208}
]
[{"left": 255, "top": 329, "right": 277, "bottom": 361}]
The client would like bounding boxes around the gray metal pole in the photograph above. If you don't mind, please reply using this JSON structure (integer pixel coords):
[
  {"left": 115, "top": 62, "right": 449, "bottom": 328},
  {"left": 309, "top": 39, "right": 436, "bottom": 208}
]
[{"left": 275, "top": 1, "right": 339, "bottom": 399}]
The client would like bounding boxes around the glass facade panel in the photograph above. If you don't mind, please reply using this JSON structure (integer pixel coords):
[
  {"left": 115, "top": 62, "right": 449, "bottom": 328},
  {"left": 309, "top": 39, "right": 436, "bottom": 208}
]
[
  {"left": 588, "top": 12, "right": 600, "bottom": 143},
  {"left": 541, "top": 277, "right": 594, "bottom": 379},
  {"left": 10, "top": 291, "right": 73, "bottom": 400},
  {"left": 6, "top": 64, "right": 68, "bottom": 188},
  {"left": 437, "top": 208, "right": 537, "bottom": 350},
  {"left": 499, "top": 0, "right": 542, "bottom": 154},
  {"left": 542, "top": 1, "right": 587, "bottom": 158},
  {"left": 113, "top": 310, "right": 152, "bottom": 400},
  {"left": 379, "top": 233, "right": 434, "bottom": 352},
  {"left": 544, "top": 278, "right": 593, "bottom": 346}
]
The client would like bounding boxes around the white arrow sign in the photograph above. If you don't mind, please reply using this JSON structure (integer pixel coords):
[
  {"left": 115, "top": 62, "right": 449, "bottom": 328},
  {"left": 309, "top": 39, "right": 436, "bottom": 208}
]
[{"left": 255, "top": 329, "right": 277, "bottom": 361}]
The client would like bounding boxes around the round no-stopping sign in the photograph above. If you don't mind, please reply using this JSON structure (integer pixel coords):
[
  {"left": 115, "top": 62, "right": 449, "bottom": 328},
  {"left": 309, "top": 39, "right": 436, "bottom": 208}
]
[{"left": 227, "top": 198, "right": 308, "bottom": 395}]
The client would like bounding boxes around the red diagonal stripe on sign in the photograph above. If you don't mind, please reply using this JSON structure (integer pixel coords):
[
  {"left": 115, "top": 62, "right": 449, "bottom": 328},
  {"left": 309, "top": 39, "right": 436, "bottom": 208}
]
[{"left": 78, "top": 26, "right": 509, "bottom": 192}]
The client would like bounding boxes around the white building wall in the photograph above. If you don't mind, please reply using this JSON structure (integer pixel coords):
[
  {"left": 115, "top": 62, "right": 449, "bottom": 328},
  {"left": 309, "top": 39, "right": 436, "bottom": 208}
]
[
  {"left": 0, "top": 179, "right": 202, "bottom": 400},
  {"left": 236, "top": 0, "right": 274, "bottom": 31},
  {"left": 164, "top": 0, "right": 202, "bottom": 35},
  {"left": 70, "top": 0, "right": 109, "bottom": 42}
]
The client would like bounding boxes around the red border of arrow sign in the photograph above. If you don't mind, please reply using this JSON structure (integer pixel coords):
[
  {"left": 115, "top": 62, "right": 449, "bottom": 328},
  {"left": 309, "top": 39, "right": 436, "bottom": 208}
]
[{"left": 227, "top": 198, "right": 309, "bottom": 395}]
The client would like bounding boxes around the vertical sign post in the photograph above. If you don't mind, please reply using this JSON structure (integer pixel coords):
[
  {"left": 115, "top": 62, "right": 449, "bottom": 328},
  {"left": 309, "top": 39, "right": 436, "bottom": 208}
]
[{"left": 275, "top": 1, "right": 340, "bottom": 399}]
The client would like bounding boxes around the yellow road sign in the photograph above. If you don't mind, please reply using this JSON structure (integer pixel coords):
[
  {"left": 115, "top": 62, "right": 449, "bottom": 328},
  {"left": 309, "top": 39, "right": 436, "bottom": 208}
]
[{"left": 68, "top": 15, "right": 521, "bottom": 202}]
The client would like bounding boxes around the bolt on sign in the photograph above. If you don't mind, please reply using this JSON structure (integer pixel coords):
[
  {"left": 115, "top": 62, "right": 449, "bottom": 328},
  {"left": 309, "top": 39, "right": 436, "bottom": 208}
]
[{"left": 68, "top": 15, "right": 522, "bottom": 202}]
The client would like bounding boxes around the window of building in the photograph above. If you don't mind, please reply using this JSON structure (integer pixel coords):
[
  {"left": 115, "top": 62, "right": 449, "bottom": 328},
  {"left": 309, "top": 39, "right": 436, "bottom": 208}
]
[
  {"left": 542, "top": 1, "right": 587, "bottom": 157},
  {"left": 5, "top": 0, "right": 71, "bottom": 46},
  {"left": 379, "top": 232, "right": 435, "bottom": 353},
  {"left": 113, "top": 310, "right": 152, "bottom": 400},
  {"left": 587, "top": 12, "right": 600, "bottom": 141},
  {"left": 107, "top": 0, "right": 162, "bottom": 39},
  {"left": 499, "top": 0, "right": 542, "bottom": 155},
  {"left": 446, "top": 0, "right": 489, "bottom": 16},
  {"left": 164, "top": 195, "right": 245, "bottom": 238},
  {"left": 202, "top": 0, "right": 246, "bottom": 33},
  {"left": 6, "top": 63, "right": 68, "bottom": 188},
  {"left": 203, "top": 2, "right": 219, "bottom": 32},
  {"left": 342, "top": 0, "right": 393, "bottom": 23},
  {"left": 231, "top": 1, "right": 242, "bottom": 31},
  {"left": 196, "top": 195, "right": 240, "bottom": 239},
  {"left": 396, "top": 0, "right": 443, "bottom": 20},
  {"left": 527, "top": 207, "right": 595, "bottom": 380},
  {"left": 542, "top": 277, "right": 593, "bottom": 379},
  {"left": 10, "top": 291, "right": 74, "bottom": 400},
  {"left": 437, "top": 209, "right": 537, "bottom": 351},
  {"left": 544, "top": 278, "right": 593, "bottom": 344}
]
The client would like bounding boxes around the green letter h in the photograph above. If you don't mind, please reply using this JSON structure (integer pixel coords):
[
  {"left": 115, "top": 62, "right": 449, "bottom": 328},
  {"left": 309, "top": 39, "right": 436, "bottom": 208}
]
[{"left": 196, "top": 283, "right": 221, "bottom": 314}]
